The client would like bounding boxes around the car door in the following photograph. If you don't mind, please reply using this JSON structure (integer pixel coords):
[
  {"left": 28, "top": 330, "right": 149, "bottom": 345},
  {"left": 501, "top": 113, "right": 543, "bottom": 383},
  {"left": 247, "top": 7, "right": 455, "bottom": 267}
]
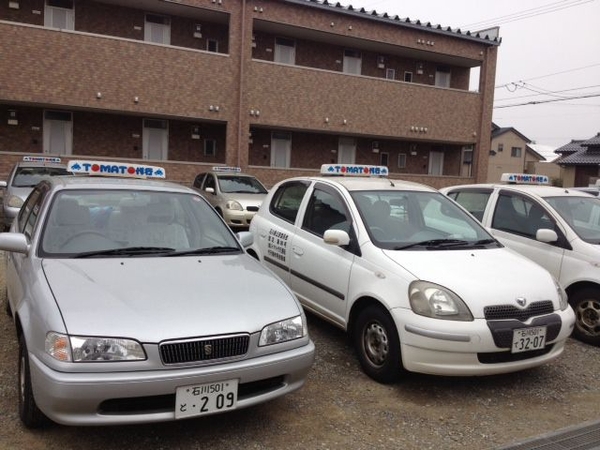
[
  {"left": 254, "top": 180, "right": 310, "bottom": 284},
  {"left": 289, "top": 182, "right": 355, "bottom": 326},
  {"left": 488, "top": 190, "right": 565, "bottom": 280}
]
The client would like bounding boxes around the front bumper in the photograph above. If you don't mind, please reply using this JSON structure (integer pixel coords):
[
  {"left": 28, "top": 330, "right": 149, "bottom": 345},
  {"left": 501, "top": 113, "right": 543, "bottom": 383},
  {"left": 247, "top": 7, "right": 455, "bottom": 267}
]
[
  {"left": 29, "top": 340, "right": 315, "bottom": 426},
  {"left": 393, "top": 306, "right": 575, "bottom": 376},
  {"left": 222, "top": 209, "right": 257, "bottom": 228}
]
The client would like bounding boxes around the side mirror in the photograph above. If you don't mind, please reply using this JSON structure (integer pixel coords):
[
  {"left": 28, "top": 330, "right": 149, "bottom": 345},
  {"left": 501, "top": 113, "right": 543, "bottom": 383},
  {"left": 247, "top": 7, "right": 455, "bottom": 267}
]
[
  {"left": 0, "top": 232, "right": 29, "bottom": 254},
  {"left": 205, "top": 187, "right": 215, "bottom": 194},
  {"left": 323, "top": 229, "right": 350, "bottom": 246},
  {"left": 237, "top": 231, "right": 254, "bottom": 248},
  {"left": 536, "top": 228, "right": 558, "bottom": 243},
  {"left": 0, "top": 181, "right": 7, "bottom": 188}
]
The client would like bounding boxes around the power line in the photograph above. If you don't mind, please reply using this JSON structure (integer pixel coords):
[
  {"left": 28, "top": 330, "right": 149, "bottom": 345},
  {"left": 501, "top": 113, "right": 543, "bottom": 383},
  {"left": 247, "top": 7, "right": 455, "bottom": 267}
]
[
  {"left": 495, "top": 63, "right": 600, "bottom": 89},
  {"left": 494, "top": 93, "right": 600, "bottom": 108},
  {"left": 461, "top": 0, "right": 595, "bottom": 29},
  {"left": 495, "top": 84, "right": 600, "bottom": 101}
]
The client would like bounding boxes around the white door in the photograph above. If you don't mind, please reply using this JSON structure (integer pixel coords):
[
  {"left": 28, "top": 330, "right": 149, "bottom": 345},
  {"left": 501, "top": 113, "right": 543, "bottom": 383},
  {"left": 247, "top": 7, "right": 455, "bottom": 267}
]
[
  {"left": 428, "top": 151, "right": 444, "bottom": 175},
  {"left": 143, "top": 119, "right": 168, "bottom": 160},
  {"left": 435, "top": 68, "right": 451, "bottom": 88},
  {"left": 43, "top": 110, "right": 73, "bottom": 155},
  {"left": 44, "top": 0, "right": 74, "bottom": 30},
  {"left": 145, "top": 14, "right": 171, "bottom": 45},
  {"left": 338, "top": 137, "right": 356, "bottom": 164},
  {"left": 274, "top": 38, "right": 296, "bottom": 65},
  {"left": 343, "top": 50, "right": 362, "bottom": 75},
  {"left": 271, "top": 132, "right": 291, "bottom": 168}
]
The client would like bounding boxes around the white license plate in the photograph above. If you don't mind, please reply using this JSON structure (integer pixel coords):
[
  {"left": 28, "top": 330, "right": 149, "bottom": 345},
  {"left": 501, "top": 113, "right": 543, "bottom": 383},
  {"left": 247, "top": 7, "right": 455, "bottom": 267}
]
[
  {"left": 175, "top": 379, "right": 238, "bottom": 419},
  {"left": 512, "top": 326, "right": 546, "bottom": 353}
]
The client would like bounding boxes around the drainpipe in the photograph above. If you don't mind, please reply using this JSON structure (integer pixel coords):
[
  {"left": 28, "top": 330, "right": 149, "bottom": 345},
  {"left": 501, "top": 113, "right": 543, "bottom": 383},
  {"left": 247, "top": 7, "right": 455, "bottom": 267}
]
[{"left": 237, "top": 0, "right": 247, "bottom": 168}]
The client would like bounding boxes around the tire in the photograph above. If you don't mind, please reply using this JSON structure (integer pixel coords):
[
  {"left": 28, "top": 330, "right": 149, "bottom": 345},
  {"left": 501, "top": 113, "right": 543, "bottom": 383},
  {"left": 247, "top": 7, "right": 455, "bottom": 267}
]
[
  {"left": 18, "top": 335, "right": 47, "bottom": 428},
  {"left": 570, "top": 288, "right": 600, "bottom": 346},
  {"left": 353, "top": 305, "right": 403, "bottom": 384},
  {"left": 4, "top": 288, "right": 11, "bottom": 317}
]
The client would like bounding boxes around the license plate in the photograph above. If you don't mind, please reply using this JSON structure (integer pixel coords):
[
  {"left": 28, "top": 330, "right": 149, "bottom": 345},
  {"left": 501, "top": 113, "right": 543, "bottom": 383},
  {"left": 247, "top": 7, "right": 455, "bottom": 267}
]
[
  {"left": 175, "top": 379, "right": 238, "bottom": 419},
  {"left": 512, "top": 326, "right": 546, "bottom": 353}
]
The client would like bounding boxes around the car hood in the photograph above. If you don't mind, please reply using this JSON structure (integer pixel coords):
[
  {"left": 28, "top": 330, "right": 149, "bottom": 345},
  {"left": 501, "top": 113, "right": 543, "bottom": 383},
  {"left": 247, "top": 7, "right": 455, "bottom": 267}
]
[
  {"left": 381, "top": 247, "right": 560, "bottom": 317},
  {"left": 42, "top": 255, "right": 300, "bottom": 341},
  {"left": 221, "top": 192, "right": 266, "bottom": 208}
]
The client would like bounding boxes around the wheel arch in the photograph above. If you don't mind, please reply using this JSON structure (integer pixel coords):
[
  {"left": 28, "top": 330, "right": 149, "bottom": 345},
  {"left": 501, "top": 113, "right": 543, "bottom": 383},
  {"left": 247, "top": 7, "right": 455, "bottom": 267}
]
[
  {"left": 565, "top": 281, "right": 600, "bottom": 299},
  {"left": 348, "top": 296, "right": 391, "bottom": 338}
]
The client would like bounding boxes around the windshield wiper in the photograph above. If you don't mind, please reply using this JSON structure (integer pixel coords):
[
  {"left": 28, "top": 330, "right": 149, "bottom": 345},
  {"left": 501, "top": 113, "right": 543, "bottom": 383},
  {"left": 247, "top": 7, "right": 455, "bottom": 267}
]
[
  {"left": 73, "top": 247, "right": 175, "bottom": 258},
  {"left": 468, "top": 238, "right": 499, "bottom": 248},
  {"left": 161, "top": 246, "right": 241, "bottom": 257},
  {"left": 393, "top": 239, "right": 471, "bottom": 250}
]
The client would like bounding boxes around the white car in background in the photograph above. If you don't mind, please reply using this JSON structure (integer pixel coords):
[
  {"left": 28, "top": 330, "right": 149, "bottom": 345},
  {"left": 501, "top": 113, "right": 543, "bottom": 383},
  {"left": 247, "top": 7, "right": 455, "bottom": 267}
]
[
  {"left": 1, "top": 160, "right": 314, "bottom": 427},
  {"left": 248, "top": 164, "right": 575, "bottom": 383},
  {"left": 442, "top": 173, "right": 600, "bottom": 346}
]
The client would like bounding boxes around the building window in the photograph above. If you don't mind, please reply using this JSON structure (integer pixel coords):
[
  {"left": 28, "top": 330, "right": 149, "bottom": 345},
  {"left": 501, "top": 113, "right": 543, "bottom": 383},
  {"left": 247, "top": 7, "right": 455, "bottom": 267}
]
[
  {"left": 145, "top": 14, "right": 170, "bottom": 45},
  {"left": 380, "top": 152, "right": 389, "bottom": 167},
  {"left": 386, "top": 68, "right": 396, "bottom": 80},
  {"left": 498, "top": 143, "right": 504, "bottom": 152},
  {"left": 274, "top": 37, "right": 296, "bottom": 65},
  {"left": 343, "top": 49, "right": 362, "bottom": 75},
  {"left": 404, "top": 71, "right": 413, "bottom": 83},
  {"left": 207, "top": 39, "right": 218, "bottom": 53},
  {"left": 44, "top": 0, "right": 74, "bottom": 30},
  {"left": 511, "top": 147, "right": 522, "bottom": 157},
  {"left": 204, "top": 139, "right": 216, "bottom": 157},
  {"left": 398, "top": 153, "right": 407, "bottom": 169}
]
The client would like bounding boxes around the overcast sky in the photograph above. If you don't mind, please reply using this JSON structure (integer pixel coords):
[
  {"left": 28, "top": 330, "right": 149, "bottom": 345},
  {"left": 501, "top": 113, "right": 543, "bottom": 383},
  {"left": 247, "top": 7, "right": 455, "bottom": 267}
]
[{"left": 342, "top": 0, "right": 600, "bottom": 152}]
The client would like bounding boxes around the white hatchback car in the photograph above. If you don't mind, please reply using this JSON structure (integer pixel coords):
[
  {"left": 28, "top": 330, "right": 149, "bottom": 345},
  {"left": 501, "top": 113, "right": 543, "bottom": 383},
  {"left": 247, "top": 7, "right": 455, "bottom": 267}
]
[
  {"left": 442, "top": 173, "right": 600, "bottom": 346},
  {"left": 248, "top": 164, "right": 575, "bottom": 383},
  {"left": 1, "top": 160, "right": 314, "bottom": 427}
]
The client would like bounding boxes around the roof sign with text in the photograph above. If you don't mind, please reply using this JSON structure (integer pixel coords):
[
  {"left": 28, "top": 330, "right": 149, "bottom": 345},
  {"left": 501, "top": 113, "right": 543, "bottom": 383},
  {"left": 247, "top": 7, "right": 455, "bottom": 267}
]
[
  {"left": 500, "top": 173, "right": 549, "bottom": 185},
  {"left": 67, "top": 160, "right": 166, "bottom": 179},
  {"left": 320, "top": 164, "right": 389, "bottom": 177}
]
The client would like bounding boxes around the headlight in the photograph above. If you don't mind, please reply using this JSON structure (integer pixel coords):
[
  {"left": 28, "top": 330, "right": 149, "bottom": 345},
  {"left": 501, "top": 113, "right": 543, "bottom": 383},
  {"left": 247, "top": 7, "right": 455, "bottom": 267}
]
[
  {"left": 7, "top": 195, "right": 24, "bottom": 208},
  {"left": 554, "top": 279, "right": 569, "bottom": 311},
  {"left": 45, "top": 332, "right": 146, "bottom": 362},
  {"left": 409, "top": 281, "right": 473, "bottom": 321},
  {"left": 259, "top": 315, "right": 307, "bottom": 346},
  {"left": 225, "top": 200, "right": 243, "bottom": 211}
]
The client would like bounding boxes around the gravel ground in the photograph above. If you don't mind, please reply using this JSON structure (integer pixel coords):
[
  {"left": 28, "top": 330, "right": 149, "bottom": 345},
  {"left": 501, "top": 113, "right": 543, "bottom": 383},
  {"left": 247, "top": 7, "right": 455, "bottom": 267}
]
[{"left": 1, "top": 253, "right": 600, "bottom": 450}]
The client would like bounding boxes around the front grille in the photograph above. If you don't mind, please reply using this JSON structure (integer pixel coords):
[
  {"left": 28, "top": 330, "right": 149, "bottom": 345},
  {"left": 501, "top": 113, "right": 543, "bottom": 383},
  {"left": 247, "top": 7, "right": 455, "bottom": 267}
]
[
  {"left": 246, "top": 206, "right": 259, "bottom": 212},
  {"left": 160, "top": 334, "right": 250, "bottom": 365},
  {"left": 484, "top": 300, "right": 554, "bottom": 321}
]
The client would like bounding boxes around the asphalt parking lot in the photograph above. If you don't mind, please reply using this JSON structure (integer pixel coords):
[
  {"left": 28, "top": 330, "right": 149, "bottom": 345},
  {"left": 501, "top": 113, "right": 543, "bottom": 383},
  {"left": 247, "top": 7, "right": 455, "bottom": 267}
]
[{"left": 1, "top": 252, "right": 600, "bottom": 450}]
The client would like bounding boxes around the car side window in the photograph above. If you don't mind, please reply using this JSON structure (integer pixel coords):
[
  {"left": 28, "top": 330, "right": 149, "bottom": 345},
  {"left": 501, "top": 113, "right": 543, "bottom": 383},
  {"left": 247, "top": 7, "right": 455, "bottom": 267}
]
[
  {"left": 492, "top": 193, "right": 554, "bottom": 239},
  {"left": 448, "top": 190, "right": 491, "bottom": 221},
  {"left": 204, "top": 174, "right": 216, "bottom": 191},
  {"left": 269, "top": 181, "right": 309, "bottom": 224},
  {"left": 193, "top": 173, "right": 205, "bottom": 189},
  {"left": 19, "top": 185, "right": 47, "bottom": 239},
  {"left": 302, "top": 185, "right": 350, "bottom": 237}
]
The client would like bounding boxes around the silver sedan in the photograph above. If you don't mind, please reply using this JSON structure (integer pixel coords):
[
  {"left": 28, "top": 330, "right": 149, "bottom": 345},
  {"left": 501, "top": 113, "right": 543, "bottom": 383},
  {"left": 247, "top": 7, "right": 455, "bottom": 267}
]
[{"left": 1, "top": 161, "right": 314, "bottom": 427}]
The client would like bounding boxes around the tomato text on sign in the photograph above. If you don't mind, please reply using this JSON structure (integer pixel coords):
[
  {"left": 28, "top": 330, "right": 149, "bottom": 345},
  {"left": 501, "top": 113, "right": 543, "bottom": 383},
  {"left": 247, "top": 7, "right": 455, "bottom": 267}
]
[
  {"left": 67, "top": 160, "right": 166, "bottom": 179},
  {"left": 500, "top": 173, "right": 549, "bottom": 185},
  {"left": 320, "top": 164, "right": 389, "bottom": 177}
]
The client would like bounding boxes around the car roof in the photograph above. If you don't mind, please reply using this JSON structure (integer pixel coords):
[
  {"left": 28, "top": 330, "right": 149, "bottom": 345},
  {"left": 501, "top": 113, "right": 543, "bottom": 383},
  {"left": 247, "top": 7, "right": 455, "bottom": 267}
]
[
  {"left": 45, "top": 175, "right": 197, "bottom": 194},
  {"left": 445, "top": 183, "right": 594, "bottom": 199},
  {"left": 283, "top": 175, "right": 436, "bottom": 192}
]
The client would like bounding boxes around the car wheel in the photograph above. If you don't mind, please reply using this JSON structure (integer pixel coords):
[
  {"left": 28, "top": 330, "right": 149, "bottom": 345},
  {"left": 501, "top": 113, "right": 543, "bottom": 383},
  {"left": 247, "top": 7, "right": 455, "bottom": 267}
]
[
  {"left": 570, "top": 288, "right": 600, "bottom": 346},
  {"left": 353, "top": 305, "right": 403, "bottom": 383},
  {"left": 18, "top": 335, "right": 47, "bottom": 428}
]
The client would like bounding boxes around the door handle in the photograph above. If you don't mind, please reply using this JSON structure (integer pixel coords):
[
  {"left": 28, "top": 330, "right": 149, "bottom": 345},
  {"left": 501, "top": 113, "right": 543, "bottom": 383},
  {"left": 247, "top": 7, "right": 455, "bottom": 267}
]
[{"left": 292, "top": 245, "right": 304, "bottom": 256}]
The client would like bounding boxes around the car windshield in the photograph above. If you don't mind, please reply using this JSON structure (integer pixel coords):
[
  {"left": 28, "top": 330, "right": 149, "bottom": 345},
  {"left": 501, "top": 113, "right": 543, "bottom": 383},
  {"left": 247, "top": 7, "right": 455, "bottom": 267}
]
[
  {"left": 12, "top": 167, "right": 70, "bottom": 187},
  {"left": 40, "top": 190, "right": 241, "bottom": 257},
  {"left": 218, "top": 176, "right": 268, "bottom": 194},
  {"left": 545, "top": 195, "right": 600, "bottom": 244},
  {"left": 351, "top": 190, "right": 496, "bottom": 250}
]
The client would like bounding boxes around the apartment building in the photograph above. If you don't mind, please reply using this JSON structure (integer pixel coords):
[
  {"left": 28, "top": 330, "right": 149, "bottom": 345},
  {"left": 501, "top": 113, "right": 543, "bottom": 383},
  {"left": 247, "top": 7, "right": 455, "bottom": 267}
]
[{"left": 0, "top": 0, "right": 500, "bottom": 188}]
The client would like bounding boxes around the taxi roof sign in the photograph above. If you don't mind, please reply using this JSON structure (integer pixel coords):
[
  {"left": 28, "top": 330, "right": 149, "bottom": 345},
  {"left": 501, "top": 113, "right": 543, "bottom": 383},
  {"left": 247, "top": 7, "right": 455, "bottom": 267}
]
[
  {"left": 321, "top": 164, "right": 389, "bottom": 177},
  {"left": 501, "top": 173, "right": 549, "bottom": 185},
  {"left": 212, "top": 166, "right": 242, "bottom": 173},
  {"left": 68, "top": 160, "right": 166, "bottom": 179},
  {"left": 23, "top": 156, "right": 62, "bottom": 164}
]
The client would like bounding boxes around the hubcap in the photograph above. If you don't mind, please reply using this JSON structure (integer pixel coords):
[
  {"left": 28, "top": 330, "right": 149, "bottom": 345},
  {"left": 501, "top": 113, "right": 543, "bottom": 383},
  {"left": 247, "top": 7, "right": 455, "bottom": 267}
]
[
  {"left": 575, "top": 299, "right": 600, "bottom": 337},
  {"left": 363, "top": 322, "right": 389, "bottom": 366}
]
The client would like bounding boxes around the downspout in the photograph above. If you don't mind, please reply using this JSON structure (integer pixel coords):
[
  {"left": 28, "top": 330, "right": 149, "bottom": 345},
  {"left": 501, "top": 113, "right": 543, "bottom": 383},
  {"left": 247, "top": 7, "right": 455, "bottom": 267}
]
[{"left": 237, "top": 0, "right": 247, "bottom": 168}]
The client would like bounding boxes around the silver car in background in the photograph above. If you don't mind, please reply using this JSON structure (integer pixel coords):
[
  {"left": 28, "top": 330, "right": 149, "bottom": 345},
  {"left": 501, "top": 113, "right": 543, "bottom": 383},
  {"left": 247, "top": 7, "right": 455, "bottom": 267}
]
[
  {"left": 1, "top": 160, "right": 314, "bottom": 427},
  {"left": 1, "top": 156, "right": 69, "bottom": 230}
]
